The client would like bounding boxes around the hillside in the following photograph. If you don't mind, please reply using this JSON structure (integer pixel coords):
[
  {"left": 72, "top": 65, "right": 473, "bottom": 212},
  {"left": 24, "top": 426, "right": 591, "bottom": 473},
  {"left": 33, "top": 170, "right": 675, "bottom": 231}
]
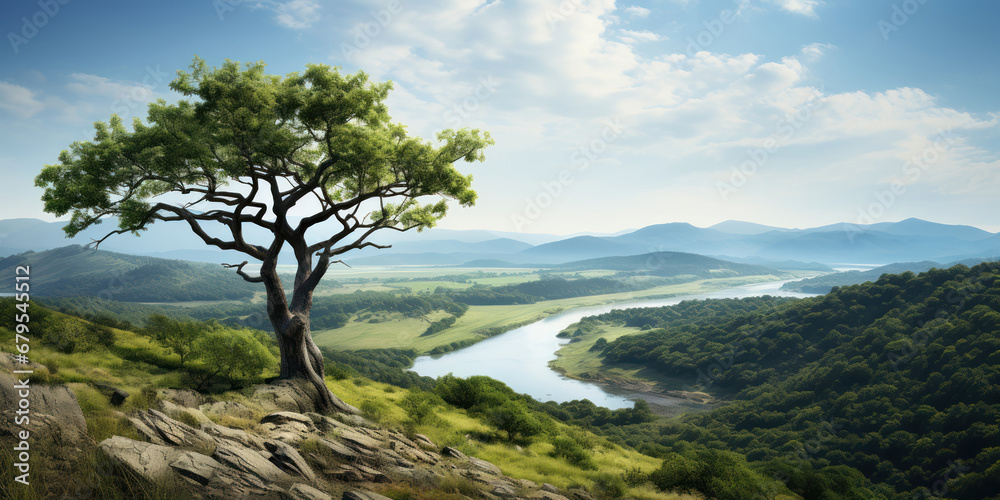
[
  {"left": 572, "top": 261, "right": 1000, "bottom": 498},
  {"left": 555, "top": 251, "right": 777, "bottom": 278},
  {"left": 781, "top": 258, "right": 994, "bottom": 293},
  {"left": 0, "top": 245, "right": 260, "bottom": 301}
]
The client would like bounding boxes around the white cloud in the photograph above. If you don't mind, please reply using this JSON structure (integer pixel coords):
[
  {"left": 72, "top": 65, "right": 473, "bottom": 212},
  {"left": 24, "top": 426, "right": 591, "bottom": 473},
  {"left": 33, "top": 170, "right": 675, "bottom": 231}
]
[
  {"left": 623, "top": 6, "right": 651, "bottom": 18},
  {"left": 800, "top": 42, "right": 834, "bottom": 61},
  {"left": 255, "top": 0, "right": 320, "bottom": 29},
  {"left": 320, "top": 0, "right": 999, "bottom": 234},
  {"left": 619, "top": 29, "right": 662, "bottom": 44},
  {"left": 768, "top": 0, "right": 823, "bottom": 18},
  {"left": 0, "top": 82, "right": 46, "bottom": 118}
]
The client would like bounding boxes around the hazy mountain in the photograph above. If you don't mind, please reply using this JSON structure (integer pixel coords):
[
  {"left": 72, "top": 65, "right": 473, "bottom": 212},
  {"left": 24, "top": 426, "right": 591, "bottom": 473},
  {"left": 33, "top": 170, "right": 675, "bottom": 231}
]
[
  {"left": 514, "top": 236, "right": 637, "bottom": 264},
  {"left": 709, "top": 220, "right": 792, "bottom": 235},
  {"left": 2, "top": 217, "right": 995, "bottom": 267},
  {"left": 0, "top": 245, "right": 259, "bottom": 301},
  {"left": 555, "top": 251, "right": 777, "bottom": 278}
]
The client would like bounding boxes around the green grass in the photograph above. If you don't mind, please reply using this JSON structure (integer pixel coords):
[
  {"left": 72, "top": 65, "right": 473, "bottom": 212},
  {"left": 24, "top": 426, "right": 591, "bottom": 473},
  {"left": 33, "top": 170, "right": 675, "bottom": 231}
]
[
  {"left": 313, "top": 274, "right": 787, "bottom": 353},
  {"left": 384, "top": 280, "right": 477, "bottom": 293},
  {"left": 323, "top": 377, "right": 697, "bottom": 500}
]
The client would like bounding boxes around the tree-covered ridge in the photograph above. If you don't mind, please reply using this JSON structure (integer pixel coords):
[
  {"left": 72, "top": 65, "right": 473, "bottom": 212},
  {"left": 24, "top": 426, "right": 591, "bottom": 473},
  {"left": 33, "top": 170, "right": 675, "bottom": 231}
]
[
  {"left": 556, "top": 251, "right": 777, "bottom": 278},
  {"left": 592, "top": 261, "right": 1000, "bottom": 499},
  {"left": 0, "top": 245, "right": 259, "bottom": 301}
]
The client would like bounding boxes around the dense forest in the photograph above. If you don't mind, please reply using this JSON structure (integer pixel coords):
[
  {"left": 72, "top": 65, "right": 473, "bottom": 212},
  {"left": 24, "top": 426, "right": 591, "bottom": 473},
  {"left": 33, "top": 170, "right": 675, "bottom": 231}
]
[{"left": 582, "top": 261, "right": 1000, "bottom": 499}]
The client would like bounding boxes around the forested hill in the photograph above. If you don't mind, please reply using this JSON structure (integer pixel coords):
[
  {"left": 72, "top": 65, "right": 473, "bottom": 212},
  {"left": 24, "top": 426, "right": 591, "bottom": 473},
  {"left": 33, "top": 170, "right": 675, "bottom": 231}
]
[
  {"left": 592, "top": 261, "right": 1000, "bottom": 498},
  {"left": 0, "top": 245, "right": 259, "bottom": 301},
  {"left": 556, "top": 251, "right": 776, "bottom": 277}
]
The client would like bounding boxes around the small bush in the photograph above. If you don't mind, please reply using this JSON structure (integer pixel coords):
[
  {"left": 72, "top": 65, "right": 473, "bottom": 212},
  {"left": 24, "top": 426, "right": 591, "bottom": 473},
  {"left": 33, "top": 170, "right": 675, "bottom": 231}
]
[
  {"left": 550, "top": 436, "right": 597, "bottom": 470},
  {"left": 593, "top": 472, "right": 627, "bottom": 498}
]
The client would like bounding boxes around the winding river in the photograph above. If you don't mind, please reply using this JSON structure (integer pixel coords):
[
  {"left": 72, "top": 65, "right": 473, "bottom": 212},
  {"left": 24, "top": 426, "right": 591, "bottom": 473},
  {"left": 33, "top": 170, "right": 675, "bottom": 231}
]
[{"left": 410, "top": 279, "right": 818, "bottom": 409}]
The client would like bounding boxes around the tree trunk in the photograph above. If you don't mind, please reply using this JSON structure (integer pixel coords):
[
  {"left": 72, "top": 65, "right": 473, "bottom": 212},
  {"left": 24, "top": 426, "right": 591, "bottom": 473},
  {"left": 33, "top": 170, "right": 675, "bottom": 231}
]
[{"left": 274, "top": 314, "right": 337, "bottom": 412}]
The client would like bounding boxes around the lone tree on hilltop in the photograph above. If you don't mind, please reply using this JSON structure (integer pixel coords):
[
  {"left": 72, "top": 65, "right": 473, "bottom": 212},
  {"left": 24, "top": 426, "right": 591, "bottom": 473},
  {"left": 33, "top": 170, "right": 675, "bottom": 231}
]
[{"left": 35, "top": 58, "right": 493, "bottom": 412}]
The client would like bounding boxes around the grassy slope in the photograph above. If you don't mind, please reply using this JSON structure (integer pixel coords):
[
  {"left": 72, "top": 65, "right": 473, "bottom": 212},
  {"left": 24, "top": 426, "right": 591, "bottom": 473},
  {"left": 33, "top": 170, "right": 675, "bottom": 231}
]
[
  {"left": 2, "top": 310, "right": 702, "bottom": 499},
  {"left": 313, "top": 274, "right": 786, "bottom": 352},
  {"left": 325, "top": 376, "right": 696, "bottom": 499}
]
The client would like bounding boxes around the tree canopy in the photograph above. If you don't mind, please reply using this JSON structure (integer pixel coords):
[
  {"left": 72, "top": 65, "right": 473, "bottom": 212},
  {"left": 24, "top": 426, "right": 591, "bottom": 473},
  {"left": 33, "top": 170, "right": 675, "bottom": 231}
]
[{"left": 35, "top": 57, "right": 494, "bottom": 412}]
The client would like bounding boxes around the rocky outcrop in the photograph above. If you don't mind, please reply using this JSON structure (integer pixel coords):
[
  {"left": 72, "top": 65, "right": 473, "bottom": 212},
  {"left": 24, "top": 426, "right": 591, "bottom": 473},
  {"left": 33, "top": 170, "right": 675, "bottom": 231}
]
[
  {"left": 0, "top": 353, "right": 88, "bottom": 447},
  {"left": 95, "top": 383, "right": 591, "bottom": 500}
]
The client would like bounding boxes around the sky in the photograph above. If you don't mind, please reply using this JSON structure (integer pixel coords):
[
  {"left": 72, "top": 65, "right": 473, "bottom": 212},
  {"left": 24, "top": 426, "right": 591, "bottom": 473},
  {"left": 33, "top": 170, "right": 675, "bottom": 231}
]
[{"left": 1, "top": 0, "right": 998, "bottom": 236}]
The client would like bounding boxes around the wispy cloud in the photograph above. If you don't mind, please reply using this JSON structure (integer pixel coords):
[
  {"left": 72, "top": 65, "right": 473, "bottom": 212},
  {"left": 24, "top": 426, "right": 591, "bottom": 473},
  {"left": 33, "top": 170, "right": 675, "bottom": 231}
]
[
  {"left": 768, "top": 0, "right": 823, "bottom": 18},
  {"left": 250, "top": 0, "right": 320, "bottom": 29},
  {"left": 619, "top": 29, "right": 663, "bottom": 44},
  {"left": 623, "top": 6, "right": 651, "bottom": 18},
  {"left": 0, "top": 82, "right": 46, "bottom": 118},
  {"left": 800, "top": 42, "right": 834, "bottom": 61}
]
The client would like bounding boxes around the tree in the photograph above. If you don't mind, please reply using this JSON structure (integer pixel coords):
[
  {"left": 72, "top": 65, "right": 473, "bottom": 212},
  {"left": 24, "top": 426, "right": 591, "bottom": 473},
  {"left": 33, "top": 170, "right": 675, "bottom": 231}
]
[
  {"left": 35, "top": 58, "right": 494, "bottom": 412},
  {"left": 191, "top": 325, "right": 277, "bottom": 391},
  {"left": 145, "top": 314, "right": 201, "bottom": 366}
]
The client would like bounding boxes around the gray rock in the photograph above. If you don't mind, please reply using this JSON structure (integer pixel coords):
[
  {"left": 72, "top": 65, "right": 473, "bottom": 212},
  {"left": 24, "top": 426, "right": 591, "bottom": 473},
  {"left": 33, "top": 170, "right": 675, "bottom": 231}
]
[
  {"left": 131, "top": 409, "right": 216, "bottom": 453},
  {"left": 264, "top": 439, "right": 316, "bottom": 482},
  {"left": 201, "top": 420, "right": 266, "bottom": 450},
  {"left": 531, "top": 492, "right": 570, "bottom": 500},
  {"left": 412, "top": 433, "right": 438, "bottom": 451},
  {"left": 568, "top": 489, "right": 595, "bottom": 500},
  {"left": 111, "top": 388, "right": 130, "bottom": 406},
  {"left": 100, "top": 435, "right": 178, "bottom": 483},
  {"left": 337, "top": 428, "right": 382, "bottom": 451},
  {"left": 541, "top": 483, "right": 560, "bottom": 493},
  {"left": 342, "top": 490, "right": 394, "bottom": 500},
  {"left": 0, "top": 354, "right": 88, "bottom": 446},
  {"left": 469, "top": 456, "right": 502, "bottom": 476},
  {"left": 492, "top": 481, "right": 519, "bottom": 498},
  {"left": 287, "top": 483, "right": 333, "bottom": 500},
  {"left": 315, "top": 437, "right": 359, "bottom": 460},
  {"left": 158, "top": 388, "right": 206, "bottom": 408},
  {"left": 261, "top": 411, "right": 317, "bottom": 431},
  {"left": 441, "top": 446, "right": 468, "bottom": 460},
  {"left": 212, "top": 440, "right": 291, "bottom": 483}
]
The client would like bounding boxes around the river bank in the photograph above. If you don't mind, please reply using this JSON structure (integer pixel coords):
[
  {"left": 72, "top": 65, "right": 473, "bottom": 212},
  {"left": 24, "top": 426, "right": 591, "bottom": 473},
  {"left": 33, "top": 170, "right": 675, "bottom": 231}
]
[{"left": 412, "top": 276, "right": 819, "bottom": 410}]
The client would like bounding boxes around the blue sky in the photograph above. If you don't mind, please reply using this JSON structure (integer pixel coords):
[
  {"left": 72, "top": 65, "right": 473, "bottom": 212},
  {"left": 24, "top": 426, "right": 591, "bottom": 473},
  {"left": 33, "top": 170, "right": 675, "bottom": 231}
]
[{"left": 1, "top": 0, "right": 998, "bottom": 236}]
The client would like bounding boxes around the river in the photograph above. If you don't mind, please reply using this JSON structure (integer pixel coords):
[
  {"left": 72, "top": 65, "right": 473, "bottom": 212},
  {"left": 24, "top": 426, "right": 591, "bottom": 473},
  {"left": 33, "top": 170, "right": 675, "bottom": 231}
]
[{"left": 410, "top": 279, "right": 818, "bottom": 409}]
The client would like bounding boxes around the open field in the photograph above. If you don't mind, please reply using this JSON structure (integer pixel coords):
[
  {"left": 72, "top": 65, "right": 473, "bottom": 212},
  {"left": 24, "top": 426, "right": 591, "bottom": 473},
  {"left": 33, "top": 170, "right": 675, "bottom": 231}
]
[{"left": 313, "top": 273, "right": 793, "bottom": 353}]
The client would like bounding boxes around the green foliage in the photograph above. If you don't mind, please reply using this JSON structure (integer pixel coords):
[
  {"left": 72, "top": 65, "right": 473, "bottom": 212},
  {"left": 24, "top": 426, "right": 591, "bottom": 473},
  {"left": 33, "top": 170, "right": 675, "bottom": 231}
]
[
  {"left": 190, "top": 324, "right": 277, "bottom": 390},
  {"left": 144, "top": 315, "right": 202, "bottom": 365},
  {"left": 441, "top": 277, "right": 648, "bottom": 305},
  {"left": 421, "top": 315, "right": 458, "bottom": 336},
  {"left": 549, "top": 436, "right": 597, "bottom": 469},
  {"left": 484, "top": 400, "right": 543, "bottom": 442},
  {"left": 649, "top": 450, "right": 777, "bottom": 500},
  {"left": 399, "top": 389, "right": 442, "bottom": 424},
  {"left": 587, "top": 261, "right": 1000, "bottom": 499},
  {"left": 592, "top": 472, "right": 627, "bottom": 498},
  {"left": 320, "top": 347, "right": 435, "bottom": 390},
  {"left": 35, "top": 57, "right": 493, "bottom": 238},
  {"left": 360, "top": 399, "right": 390, "bottom": 423}
]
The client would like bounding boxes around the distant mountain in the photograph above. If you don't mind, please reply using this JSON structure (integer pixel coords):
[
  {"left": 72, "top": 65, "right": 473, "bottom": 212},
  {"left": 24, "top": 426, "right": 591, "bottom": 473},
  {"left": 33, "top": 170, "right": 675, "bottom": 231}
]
[
  {"left": 0, "top": 245, "right": 260, "bottom": 301},
  {"left": 709, "top": 220, "right": 791, "bottom": 235},
  {"left": 3, "top": 217, "right": 995, "bottom": 268},
  {"left": 555, "top": 251, "right": 777, "bottom": 278},
  {"left": 515, "top": 236, "right": 636, "bottom": 264},
  {"left": 868, "top": 218, "right": 995, "bottom": 241}
]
